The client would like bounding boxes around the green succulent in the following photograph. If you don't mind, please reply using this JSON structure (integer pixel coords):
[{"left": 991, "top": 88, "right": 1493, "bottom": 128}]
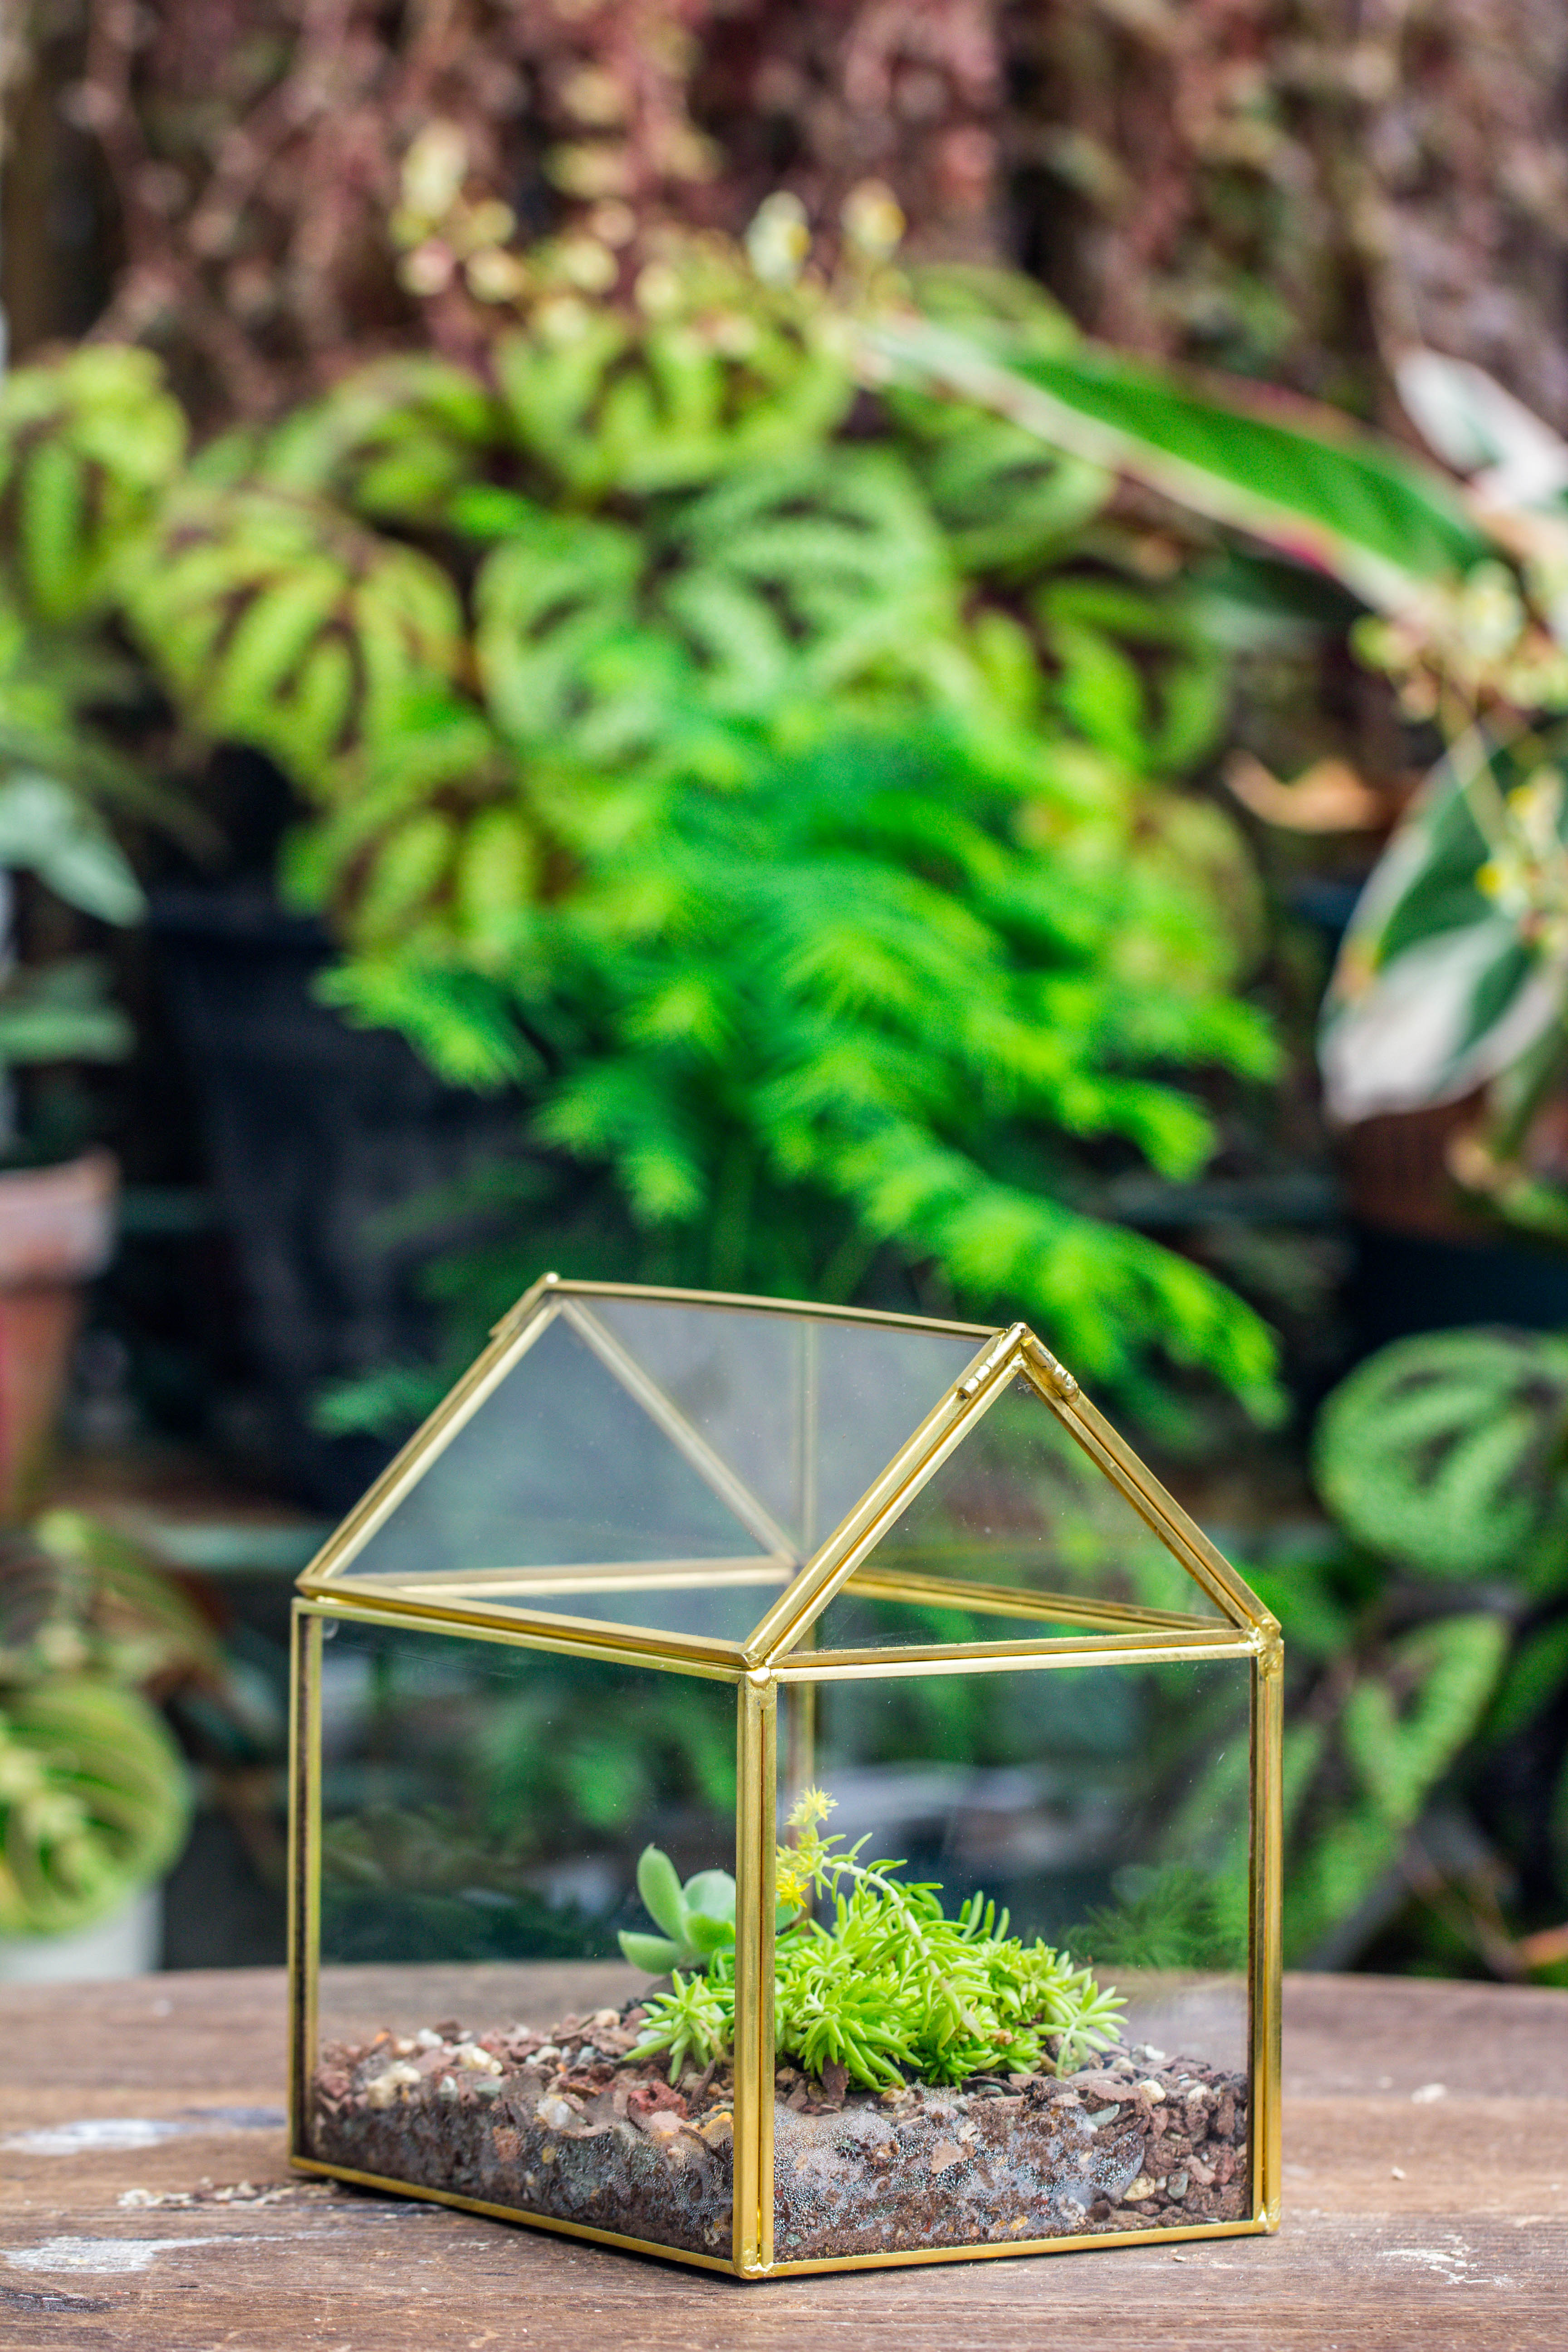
[
  {"left": 622, "top": 1789, "right": 1124, "bottom": 2090},
  {"left": 617, "top": 1843, "right": 741, "bottom": 1975}
]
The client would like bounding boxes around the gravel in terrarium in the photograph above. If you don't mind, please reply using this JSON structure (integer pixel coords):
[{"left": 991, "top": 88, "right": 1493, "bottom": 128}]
[
  {"left": 310, "top": 2006, "right": 1248, "bottom": 2259},
  {"left": 311, "top": 1792, "right": 1250, "bottom": 2259}
]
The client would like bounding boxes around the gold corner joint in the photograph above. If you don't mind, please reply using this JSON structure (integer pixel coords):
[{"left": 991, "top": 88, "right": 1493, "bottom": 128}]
[
  {"left": 957, "top": 1323, "right": 1026, "bottom": 1397},
  {"left": 1022, "top": 1329, "right": 1078, "bottom": 1399}
]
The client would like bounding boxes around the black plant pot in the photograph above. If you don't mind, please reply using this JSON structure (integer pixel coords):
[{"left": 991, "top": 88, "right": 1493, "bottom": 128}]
[
  {"left": 1348, "top": 1221, "right": 1568, "bottom": 1357},
  {"left": 151, "top": 887, "right": 522, "bottom": 1513}
]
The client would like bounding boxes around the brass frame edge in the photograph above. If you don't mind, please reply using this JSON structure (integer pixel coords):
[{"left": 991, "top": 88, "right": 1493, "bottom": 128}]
[
  {"left": 1252, "top": 1633, "right": 1285, "bottom": 2230},
  {"left": 844, "top": 1563, "right": 1215, "bottom": 1635},
  {"left": 732, "top": 1671, "right": 777, "bottom": 2273},
  {"left": 286, "top": 1605, "right": 321, "bottom": 2161},
  {"left": 507, "top": 1276, "right": 996, "bottom": 1342},
  {"left": 771, "top": 1630, "right": 1261, "bottom": 1680},
  {"left": 751, "top": 1330, "right": 1023, "bottom": 1664},
  {"left": 487, "top": 1266, "right": 563, "bottom": 1339},
  {"left": 380, "top": 1556, "right": 792, "bottom": 1598},
  {"left": 295, "top": 1589, "right": 1256, "bottom": 1680},
  {"left": 299, "top": 1298, "right": 561, "bottom": 1586},
  {"left": 761, "top": 2216, "right": 1273, "bottom": 2275},
  {"left": 285, "top": 2156, "right": 740, "bottom": 2273},
  {"left": 294, "top": 1587, "right": 748, "bottom": 1680}
]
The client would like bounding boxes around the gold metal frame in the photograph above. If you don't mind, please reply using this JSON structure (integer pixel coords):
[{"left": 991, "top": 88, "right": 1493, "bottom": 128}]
[{"left": 288, "top": 1277, "right": 1283, "bottom": 2280}]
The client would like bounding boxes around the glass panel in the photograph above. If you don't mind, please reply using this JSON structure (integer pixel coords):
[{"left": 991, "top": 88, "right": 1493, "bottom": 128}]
[
  {"left": 767, "top": 1656, "right": 1251, "bottom": 2259},
  {"left": 309, "top": 1620, "right": 740, "bottom": 2258},
  {"left": 854, "top": 1377, "right": 1227, "bottom": 1625},
  {"left": 343, "top": 1311, "right": 776, "bottom": 1582},
  {"left": 587, "top": 1298, "right": 980, "bottom": 1554},
  {"left": 812, "top": 1319, "right": 982, "bottom": 1548},
  {"left": 336, "top": 1300, "right": 985, "bottom": 1644},
  {"left": 467, "top": 1574, "right": 789, "bottom": 1643},
  {"left": 811, "top": 1580, "right": 1116, "bottom": 1649}
]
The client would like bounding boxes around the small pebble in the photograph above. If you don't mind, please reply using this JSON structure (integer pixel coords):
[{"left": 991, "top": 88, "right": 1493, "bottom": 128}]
[
  {"left": 456, "top": 2044, "right": 502, "bottom": 2075},
  {"left": 363, "top": 2061, "right": 421, "bottom": 2109},
  {"left": 536, "top": 2095, "right": 575, "bottom": 2131},
  {"left": 1411, "top": 2082, "right": 1446, "bottom": 2105},
  {"left": 1391, "top": 2166, "right": 1406, "bottom": 2179}
]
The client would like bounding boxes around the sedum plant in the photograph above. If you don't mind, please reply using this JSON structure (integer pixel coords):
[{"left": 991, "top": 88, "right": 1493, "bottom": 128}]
[{"left": 622, "top": 1789, "right": 1124, "bottom": 2090}]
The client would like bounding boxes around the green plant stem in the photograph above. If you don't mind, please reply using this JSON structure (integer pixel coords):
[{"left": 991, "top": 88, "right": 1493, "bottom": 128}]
[{"left": 839, "top": 1857, "right": 990, "bottom": 2042}]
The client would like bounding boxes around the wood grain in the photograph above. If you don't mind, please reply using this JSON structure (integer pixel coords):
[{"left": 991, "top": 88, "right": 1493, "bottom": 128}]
[{"left": 0, "top": 1969, "right": 1563, "bottom": 2348}]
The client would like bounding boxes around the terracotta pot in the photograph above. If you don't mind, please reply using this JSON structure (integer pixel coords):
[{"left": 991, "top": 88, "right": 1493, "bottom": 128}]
[
  {"left": 0, "top": 1149, "right": 118, "bottom": 1515},
  {"left": 1335, "top": 1095, "right": 1485, "bottom": 1243}
]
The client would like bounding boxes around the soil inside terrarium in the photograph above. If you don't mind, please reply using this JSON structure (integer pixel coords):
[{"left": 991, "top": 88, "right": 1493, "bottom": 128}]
[{"left": 310, "top": 1999, "right": 1250, "bottom": 2260}]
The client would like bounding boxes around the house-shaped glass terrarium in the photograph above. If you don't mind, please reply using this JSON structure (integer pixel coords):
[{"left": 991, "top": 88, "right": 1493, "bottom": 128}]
[{"left": 289, "top": 1276, "right": 1282, "bottom": 2276}]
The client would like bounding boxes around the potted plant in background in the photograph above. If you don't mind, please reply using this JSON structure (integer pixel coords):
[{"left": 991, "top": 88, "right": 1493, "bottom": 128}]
[
  {"left": 0, "top": 740, "right": 147, "bottom": 1514},
  {"left": 0, "top": 349, "right": 186, "bottom": 1513},
  {"left": 0, "top": 220, "right": 1299, "bottom": 1464},
  {"left": 0, "top": 1509, "right": 207, "bottom": 1980}
]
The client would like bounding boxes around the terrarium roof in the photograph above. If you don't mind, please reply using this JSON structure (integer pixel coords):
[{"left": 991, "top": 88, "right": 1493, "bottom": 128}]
[{"left": 297, "top": 1275, "right": 1269, "bottom": 1668}]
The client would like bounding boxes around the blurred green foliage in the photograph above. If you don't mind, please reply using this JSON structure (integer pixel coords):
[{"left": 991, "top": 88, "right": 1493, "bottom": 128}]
[
  {"left": 1071, "top": 1862, "right": 1238, "bottom": 1972},
  {"left": 0, "top": 1513, "right": 209, "bottom": 1939},
  {"left": 1227, "top": 1326, "right": 1568, "bottom": 1970},
  {"left": 0, "top": 244, "right": 1289, "bottom": 1422},
  {"left": 318, "top": 1640, "right": 739, "bottom": 1965}
]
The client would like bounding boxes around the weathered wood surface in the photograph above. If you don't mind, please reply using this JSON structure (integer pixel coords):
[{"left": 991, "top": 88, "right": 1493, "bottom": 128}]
[{"left": 0, "top": 1968, "right": 1564, "bottom": 2348}]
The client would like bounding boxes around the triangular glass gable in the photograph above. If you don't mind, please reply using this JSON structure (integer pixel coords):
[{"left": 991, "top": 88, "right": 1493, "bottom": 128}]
[
  {"left": 581, "top": 1296, "right": 980, "bottom": 1556},
  {"left": 784, "top": 1370, "right": 1247, "bottom": 1654},
  {"left": 328, "top": 1308, "right": 777, "bottom": 1573},
  {"left": 315, "top": 1291, "right": 985, "bottom": 1646}
]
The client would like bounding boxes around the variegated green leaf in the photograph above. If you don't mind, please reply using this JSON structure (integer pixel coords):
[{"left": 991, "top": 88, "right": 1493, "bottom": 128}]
[
  {"left": 869, "top": 322, "right": 1489, "bottom": 610},
  {"left": 1319, "top": 737, "right": 1568, "bottom": 1120}
]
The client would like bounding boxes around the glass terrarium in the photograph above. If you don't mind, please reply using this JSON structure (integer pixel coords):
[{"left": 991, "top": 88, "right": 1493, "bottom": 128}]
[{"left": 288, "top": 1275, "right": 1282, "bottom": 2276}]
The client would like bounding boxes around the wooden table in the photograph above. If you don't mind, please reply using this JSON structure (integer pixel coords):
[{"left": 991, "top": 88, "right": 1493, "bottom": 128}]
[{"left": 0, "top": 1969, "right": 1564, "bottom": 2349}]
